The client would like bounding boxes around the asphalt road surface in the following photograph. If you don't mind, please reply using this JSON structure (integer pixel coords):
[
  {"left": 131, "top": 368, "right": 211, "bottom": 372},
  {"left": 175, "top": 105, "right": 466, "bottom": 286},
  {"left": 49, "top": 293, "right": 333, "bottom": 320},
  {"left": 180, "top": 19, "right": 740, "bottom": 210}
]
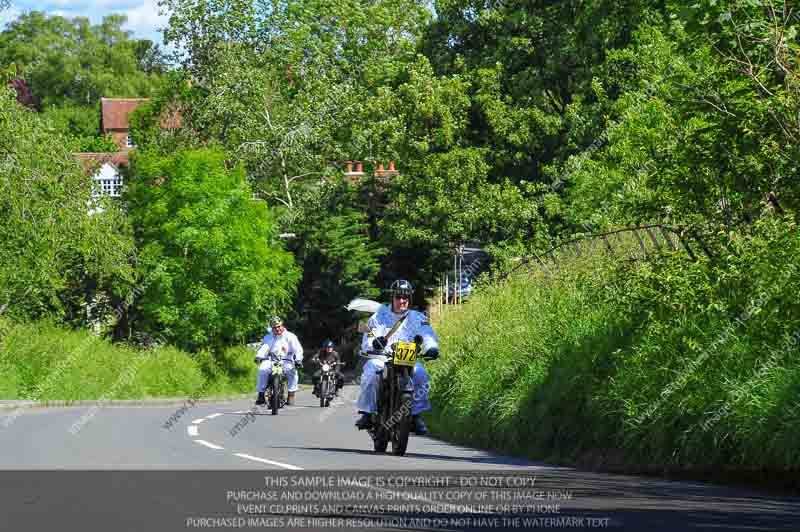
[{"left": 1, "top": 386, "right": 798, "bottom": 532}]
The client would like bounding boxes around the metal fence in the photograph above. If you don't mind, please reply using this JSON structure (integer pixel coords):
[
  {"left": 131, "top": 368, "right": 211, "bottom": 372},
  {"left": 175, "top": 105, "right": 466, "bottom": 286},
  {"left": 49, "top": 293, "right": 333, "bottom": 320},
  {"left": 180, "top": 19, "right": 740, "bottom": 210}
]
[
  {"left": 432, "top": 225, "right": 712, "bottom": 312},
  {"left": 512, "top": 224, "right": 713, "bottom": 279}
]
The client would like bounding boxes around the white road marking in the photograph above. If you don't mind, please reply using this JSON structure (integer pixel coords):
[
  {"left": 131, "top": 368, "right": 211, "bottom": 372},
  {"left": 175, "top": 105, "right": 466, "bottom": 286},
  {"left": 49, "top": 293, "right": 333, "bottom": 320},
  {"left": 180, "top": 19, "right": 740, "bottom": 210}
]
[
  {"left": 195, "top": 439, "right": 224, "bottom": 450},
  {"left": 191, "top": 418, "right": 205, "bottom": 424},
  {"left": 206, "top": 413, "right": 223, "bottom": 419},
  {"left": 234, "top": 453, "right": 303, "bottom": 470},
  {"left": 187, "top": 425, "right": 199, "bottom": 436}
]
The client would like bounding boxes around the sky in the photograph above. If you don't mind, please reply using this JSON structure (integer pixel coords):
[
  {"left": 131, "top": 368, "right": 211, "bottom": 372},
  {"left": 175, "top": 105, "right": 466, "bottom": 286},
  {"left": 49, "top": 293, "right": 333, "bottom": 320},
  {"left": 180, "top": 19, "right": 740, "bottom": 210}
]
[{"left": 0, "top": 1, "right": 169, "bottom": 45}]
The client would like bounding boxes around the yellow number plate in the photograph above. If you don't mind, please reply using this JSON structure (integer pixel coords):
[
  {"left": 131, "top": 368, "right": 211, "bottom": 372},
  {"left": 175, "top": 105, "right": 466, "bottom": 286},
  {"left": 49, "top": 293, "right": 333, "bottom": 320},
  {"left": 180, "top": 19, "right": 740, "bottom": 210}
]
[{"left": 393, "top": 342, "right": 417, "bottom": 367}]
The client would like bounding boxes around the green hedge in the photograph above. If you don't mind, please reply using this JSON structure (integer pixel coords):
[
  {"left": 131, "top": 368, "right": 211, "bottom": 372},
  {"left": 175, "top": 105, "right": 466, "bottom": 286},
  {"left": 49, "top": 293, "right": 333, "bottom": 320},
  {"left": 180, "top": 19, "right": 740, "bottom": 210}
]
[
  {"left": 0, "top": 320, "right": 258, "bottom": 400},
  {"left": 429, "top": 217, "right": 800, "bottom": 474}
]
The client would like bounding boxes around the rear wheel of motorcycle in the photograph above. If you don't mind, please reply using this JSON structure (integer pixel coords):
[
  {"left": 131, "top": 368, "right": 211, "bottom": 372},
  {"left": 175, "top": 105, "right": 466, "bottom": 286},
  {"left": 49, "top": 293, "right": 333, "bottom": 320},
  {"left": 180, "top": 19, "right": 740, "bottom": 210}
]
[
  {"left": 271, "top": 377, "right": 279, "bottom": 415},
  {"left": 319, "top": 380, "right": 328, "bottom": 408},
  {"left": 391, "top": 394, "right": 412, "bottom": 456}
]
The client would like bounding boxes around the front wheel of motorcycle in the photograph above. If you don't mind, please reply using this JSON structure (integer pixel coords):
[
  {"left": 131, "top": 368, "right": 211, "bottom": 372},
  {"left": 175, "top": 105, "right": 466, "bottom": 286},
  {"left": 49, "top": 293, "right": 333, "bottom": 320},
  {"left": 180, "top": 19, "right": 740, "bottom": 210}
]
[
  {"left": 391, "top": 393, "right": 413, "bottom": 456},
  {"left": 271, "top": 376, "right": 279, "bottom": 415},
  {"left": 279, "top": 379, "right": 288, "bottom": 408},
  {"left": 373, "top": 426, "right": 389, "bottom": 453},
  {"left": 319, "top": 380, "right": 327, "bottom": 408}
]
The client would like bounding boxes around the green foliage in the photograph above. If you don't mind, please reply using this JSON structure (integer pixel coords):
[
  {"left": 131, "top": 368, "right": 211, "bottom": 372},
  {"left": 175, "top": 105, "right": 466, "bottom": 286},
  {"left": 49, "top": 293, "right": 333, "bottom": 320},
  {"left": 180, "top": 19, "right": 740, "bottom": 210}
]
[
  {"left": 0, "top": 11, "right": 166, "bottom": 108},
  {"left": 291, "top": 183, "right": 385, "bottom": 342},
  {"left": 40, "top": 103, "right": 119, "bottom": 152},
  {"left": 430, "top": 218, "right": 800, "bottom": 471},
  {"left": 0, "top": 11, "right": 166, "bottom": 148},
  {"left": 128, "top": 72, "right": 195, "bottom": 154},
  {"left": 159, "top": 0, "right": 472, "bottom": 316},
  {"left": 426, "top": 0, "right": 660, "bottom": 184},
  {"left": 558, "top": 19, "right": 800, "bottom": 230},
  {"left": 124, "top": 148, "right": 301, "bottom": 352},
  {"left": 0, "top": 318, "right": 257, "bottom": 399},
  {"left": 0, "top": 86, "right": 134, "bottom": 323}
]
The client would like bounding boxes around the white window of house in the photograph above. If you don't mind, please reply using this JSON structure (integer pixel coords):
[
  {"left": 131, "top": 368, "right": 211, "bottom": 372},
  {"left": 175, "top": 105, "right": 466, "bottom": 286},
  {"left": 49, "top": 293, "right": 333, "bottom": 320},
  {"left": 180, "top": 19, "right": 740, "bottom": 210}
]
[
  {"left": 92, "top": 163, "right": 123, "bottom": 198},
  {"left": 126, "top": 132, "right": 135, "bottom": 148}
]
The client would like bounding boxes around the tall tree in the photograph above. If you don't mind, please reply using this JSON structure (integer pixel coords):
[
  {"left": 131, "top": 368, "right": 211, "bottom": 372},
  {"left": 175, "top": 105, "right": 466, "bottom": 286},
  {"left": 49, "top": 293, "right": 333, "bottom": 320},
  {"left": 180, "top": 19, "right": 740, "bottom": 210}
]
[
  {"left": 124, "top": 148, "right": 301, "bottom": 352},
  {"left": 0, "top": 12, "right": 167, "bottom": 107},
  {"left": 0, "top": 11, "right": 167, "bottom": 147},
  {"left": 0, "top": 82, "right": 134, "bottom": 323}
]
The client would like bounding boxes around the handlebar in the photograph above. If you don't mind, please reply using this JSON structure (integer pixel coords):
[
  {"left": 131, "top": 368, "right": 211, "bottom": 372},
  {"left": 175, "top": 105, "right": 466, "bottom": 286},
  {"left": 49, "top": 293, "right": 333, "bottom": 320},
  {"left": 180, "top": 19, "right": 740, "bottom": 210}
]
[
  {"left": 256, "top": 353, "right": 301, "bottom": 363},
  {"left": 359, "top": 349, "right": 438, "bottom": 360}
]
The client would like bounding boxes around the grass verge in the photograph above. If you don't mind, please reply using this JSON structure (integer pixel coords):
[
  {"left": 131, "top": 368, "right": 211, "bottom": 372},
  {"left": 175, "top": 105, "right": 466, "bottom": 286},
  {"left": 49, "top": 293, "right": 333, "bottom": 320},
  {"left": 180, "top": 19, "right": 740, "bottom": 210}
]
[
  {"left": 428, "top": 217, "right": 800, "bottom": 488},
  {"left": 0, "top": 319, "right": 258, "bottom": 401}
]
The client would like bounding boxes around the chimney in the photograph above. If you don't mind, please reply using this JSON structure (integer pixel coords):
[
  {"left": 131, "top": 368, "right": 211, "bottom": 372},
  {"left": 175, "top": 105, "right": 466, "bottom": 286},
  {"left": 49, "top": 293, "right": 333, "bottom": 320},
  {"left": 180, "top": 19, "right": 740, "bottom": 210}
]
[
  {"left": 384, "top": 160, "right": 399, "bottom": 177},
  {"left": 344, "top": 159, "right": 365, "bottom": 184},
  {"left": 374, "top": 162, "right": 385, "bottom": 177}
]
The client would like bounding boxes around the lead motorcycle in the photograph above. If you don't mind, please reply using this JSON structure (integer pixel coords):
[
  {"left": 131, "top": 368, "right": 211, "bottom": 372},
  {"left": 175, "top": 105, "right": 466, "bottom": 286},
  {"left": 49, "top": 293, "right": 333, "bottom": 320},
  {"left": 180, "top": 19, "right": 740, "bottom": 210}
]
[{"left": 361, "top": 337, "right": 434, "bottom": 456}]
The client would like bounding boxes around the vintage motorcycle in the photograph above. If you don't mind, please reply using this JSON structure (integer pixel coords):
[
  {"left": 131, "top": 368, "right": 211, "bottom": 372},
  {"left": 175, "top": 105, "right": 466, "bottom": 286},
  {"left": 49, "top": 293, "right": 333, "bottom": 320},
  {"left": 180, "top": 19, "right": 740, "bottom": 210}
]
[
  {"left": 318, "top": 361, "right": 344, "bottom": 407},
  {"left": 361, "top": 337, "right": 433, "bottom": 456},
  {"left": 262, "top": 352, "right": 289, "bottom": 415}
]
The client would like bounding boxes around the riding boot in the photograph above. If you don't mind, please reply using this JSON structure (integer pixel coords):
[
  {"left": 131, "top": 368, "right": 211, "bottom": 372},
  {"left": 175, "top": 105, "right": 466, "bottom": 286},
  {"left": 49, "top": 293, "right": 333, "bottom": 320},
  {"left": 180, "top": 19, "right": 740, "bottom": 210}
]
[
  {"left": 255, "top": 392, "right": 266, "bottom": 406},
  {"left": 355, "top": 412, "right": 372, "bottom": 430},
  {"left": 287, "top": 391, "right": 295, "bottom": 405},
  {"left": 412, "top": 415, "right": 428, "bottom": 435}
]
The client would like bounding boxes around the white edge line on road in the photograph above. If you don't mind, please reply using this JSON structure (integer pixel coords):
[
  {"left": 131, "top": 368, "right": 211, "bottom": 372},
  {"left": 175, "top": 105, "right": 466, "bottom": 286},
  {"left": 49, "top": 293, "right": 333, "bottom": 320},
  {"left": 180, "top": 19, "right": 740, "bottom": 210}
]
[
  {"left": 192, "top": 418, "right": 205, "bottom": 424},
  {"left": 206, "top": 413, "right": 223, "bottom": 419},
  {"left": 187, "top": 425, "right": 199, "bottom": 436},
  {"left": 234, "top": 453, "right": 303, "bottom": 470},
  {"left": 195, "top": 439, "right": 224, "bottom": 450}
]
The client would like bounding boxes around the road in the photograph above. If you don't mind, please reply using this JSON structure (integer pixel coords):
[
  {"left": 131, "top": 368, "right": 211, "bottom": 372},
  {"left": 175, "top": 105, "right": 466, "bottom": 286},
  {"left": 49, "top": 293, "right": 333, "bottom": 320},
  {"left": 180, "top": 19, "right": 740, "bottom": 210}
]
[{"left": 1, "top": 386, "right": 798, "bottom": 531}]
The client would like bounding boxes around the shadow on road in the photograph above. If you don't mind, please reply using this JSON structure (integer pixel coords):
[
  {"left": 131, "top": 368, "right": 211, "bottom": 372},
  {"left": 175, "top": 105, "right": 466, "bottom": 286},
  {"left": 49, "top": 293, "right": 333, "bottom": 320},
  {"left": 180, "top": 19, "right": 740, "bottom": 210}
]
[{"left": 265, "top": 445, "right": 567, "bottom": 467}]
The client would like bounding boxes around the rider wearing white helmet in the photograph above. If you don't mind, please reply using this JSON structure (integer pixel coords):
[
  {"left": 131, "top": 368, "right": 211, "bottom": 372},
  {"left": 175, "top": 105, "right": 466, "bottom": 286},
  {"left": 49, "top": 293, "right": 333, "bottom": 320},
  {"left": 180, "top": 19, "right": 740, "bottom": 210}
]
[{"left": 254, "top": 316, "right": 304, "bottom": 406}]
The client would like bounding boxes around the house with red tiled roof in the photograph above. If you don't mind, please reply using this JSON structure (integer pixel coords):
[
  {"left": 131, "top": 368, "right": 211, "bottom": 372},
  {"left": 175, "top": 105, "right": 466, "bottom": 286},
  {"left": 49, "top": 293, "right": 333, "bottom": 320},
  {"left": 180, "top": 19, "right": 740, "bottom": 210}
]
[
  {"left": 75, "top": 98, "right": 181, "bottom": 201},
  {"left": 101, "top": 98, "right": 148, "bottom": 151}
]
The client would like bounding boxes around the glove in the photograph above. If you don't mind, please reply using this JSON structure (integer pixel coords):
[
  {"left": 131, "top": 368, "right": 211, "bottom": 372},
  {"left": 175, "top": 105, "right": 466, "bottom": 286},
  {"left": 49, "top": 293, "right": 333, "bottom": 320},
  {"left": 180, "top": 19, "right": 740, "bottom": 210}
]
[
  {"left": 424, "top": 348, "right": 439, "bottom": 360},
  {"left": 254, "top": 357, "right": 262, "bottom": 364},
  {"left": 372, "top": 336, "right": 387, "bottom": 351}
]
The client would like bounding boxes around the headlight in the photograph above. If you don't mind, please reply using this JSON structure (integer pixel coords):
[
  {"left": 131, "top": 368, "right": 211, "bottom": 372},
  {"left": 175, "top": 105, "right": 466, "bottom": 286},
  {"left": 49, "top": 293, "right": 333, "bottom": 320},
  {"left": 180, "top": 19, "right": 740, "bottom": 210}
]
[{"left": 322, "top": 363, "right": 330, "bottom": 372}]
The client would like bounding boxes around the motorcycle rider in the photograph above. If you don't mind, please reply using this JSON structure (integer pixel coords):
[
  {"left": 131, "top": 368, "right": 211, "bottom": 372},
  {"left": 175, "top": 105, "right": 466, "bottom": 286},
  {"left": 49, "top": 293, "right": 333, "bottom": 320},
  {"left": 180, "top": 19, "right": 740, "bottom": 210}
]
[
  {"left": 254, "top": 316, "right": 304, "bottom": 406},
  {"left": 354, "top": 279, "right": 439, "bottom": 435},
  {"left": 311, "top": 339, "right": 345, "bottom": 397}
]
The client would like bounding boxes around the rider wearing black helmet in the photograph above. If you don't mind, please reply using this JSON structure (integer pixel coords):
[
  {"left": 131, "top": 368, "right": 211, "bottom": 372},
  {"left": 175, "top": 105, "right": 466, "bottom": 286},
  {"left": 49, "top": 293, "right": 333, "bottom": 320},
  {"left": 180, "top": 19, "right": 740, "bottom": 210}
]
[
  {"left": 354, "top": 279, "right": 440, "bottom": 435},
  {"left": 311, "top": 339, "right": 344, "bottom": 397}
]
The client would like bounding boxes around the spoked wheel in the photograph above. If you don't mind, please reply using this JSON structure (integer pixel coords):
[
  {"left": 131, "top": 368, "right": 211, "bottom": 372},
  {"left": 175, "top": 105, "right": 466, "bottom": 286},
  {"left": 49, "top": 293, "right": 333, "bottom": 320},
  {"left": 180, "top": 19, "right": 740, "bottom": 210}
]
[
  {"left": 319, "top": 380, "right": 328, "bottom": 408},
  {"left": 391, "top": 394, "right": 412, "bottom": 456},
  {"left": 270, "top": 377, "right": 279, "bottom": 415},
  {"left": 279, "top": 379, "right": 288, "bottom": 408}
]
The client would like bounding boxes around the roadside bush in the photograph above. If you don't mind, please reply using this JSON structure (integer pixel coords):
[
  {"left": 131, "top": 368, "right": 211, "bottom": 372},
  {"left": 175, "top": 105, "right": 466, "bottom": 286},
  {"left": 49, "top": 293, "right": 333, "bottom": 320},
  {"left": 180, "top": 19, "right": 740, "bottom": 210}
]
[
  {"left": 0, "top": 85, "right": 134, "bottom": 325},
  {"left": 124, "top": 148, "right": 300, "bottom": 353},
  {"left": 430, "top": 217, "right": 800, "bottom": 472},
  {"left": 0, "top": 320, "right": 254, "bottom": 400}
]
